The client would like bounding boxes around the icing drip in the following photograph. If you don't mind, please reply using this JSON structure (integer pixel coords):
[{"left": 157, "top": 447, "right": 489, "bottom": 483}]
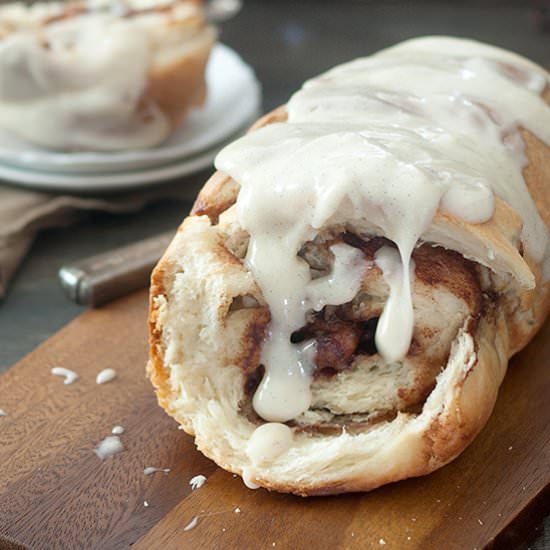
[
  {"left": 51, "top": 366, "right": 79, "bottom": 385},
  {"left": 242, "top": 467, "right": 260, "bottom": 489},
  {"left": 215, "top": 36, "right": 550, "bottom": 426},
  {"left": 374, "top": 246, "right": 417, "bottom": 362},
  {"left": 249, "top": 241, "right": 369, "bottom": 423},
  {"left": 246, "top": 423, "right": 293, "bottom": 465}
]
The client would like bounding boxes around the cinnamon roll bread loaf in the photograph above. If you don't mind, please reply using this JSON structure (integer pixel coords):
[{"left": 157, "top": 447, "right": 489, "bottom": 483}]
[{"left": 148, "top": 37, "right": 550, "bottom": 495}]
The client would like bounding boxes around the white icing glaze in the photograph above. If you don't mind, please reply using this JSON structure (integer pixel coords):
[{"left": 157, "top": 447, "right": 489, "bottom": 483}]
[
  {"left": 374, "top": 246, "right": 416, "bottom": 363},
  {"left": 246, "top": 423, "right": 293, "bottom": 465},
  {"left": 51, "top": 366, "right": 79, "bottom": 385},
  {"left": 112, "top": 425, "right": 125, "bottom": 435},
  {"left": 144, "top": 466, "right": 171, "bottom": 475},
  {"left": 94, "top": 435, "right": 123, "bottom": 459},
  {"left": 183, "top": 516, "right": 199, "bottom": 531},
  {"left": 215, "top": 36, "right": 550, "bottom": 426},
  {"left": 0, "top": 0, "right": 204, "bottom": 150},
  {"left": 189, "top": 474, "right": 207, "bottom": 489},
  {"left": 305, "top": 244, "right": 371, "bottom": 313},
  {"left": 96, "top": 368, "right": 117, "bottom": 385},
  {"left": 242, "top": 467, "right": 260, "bottom": 489},
  {"left": 250, "top": 243, "right": 369, "bottom": 423}
]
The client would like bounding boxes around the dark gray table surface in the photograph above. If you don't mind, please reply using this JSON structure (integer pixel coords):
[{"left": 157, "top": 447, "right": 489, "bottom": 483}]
[{"left": 0, "top": 1, "right": 548, "bottom": 548}]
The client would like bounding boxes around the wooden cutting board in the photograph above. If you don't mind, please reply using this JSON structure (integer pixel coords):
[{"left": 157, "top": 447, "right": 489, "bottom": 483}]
[{"left": 0, "top": 290, "right": 548, "bottom": 550}]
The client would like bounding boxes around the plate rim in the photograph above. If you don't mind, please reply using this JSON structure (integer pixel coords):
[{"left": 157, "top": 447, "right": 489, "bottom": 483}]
[
  {"left": 0, "top": 116, "right": 258, "bottom": 193},
  {"left": 0, "top": 43, "right": 261, "bottom": 174}
]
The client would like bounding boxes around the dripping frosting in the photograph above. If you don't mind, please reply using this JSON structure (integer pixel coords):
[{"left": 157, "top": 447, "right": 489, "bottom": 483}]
[{"left": 215, "top": 36, "right": 550, "bottom": 426}]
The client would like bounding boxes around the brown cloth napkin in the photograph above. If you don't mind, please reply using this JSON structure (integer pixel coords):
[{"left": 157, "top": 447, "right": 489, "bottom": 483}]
[{"left": 0, "top": 175, "right": 207, "bottom": 298}]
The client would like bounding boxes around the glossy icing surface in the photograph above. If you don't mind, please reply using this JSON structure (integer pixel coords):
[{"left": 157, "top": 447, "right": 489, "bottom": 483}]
[{"left": 216, "top": 36, "right": 550, "bottom": 430}]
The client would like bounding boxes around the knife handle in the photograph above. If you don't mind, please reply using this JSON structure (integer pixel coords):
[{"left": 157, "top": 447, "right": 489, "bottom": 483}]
[{"left": 58, "top": 231, "right": 174, "bottom": 307}]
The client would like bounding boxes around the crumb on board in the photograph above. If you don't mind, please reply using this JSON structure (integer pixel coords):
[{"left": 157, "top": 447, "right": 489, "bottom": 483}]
[
  {"left": 96, "top": 368, "right": 117, "bottom": 385},
  {"left": 94, "top": 435, "right": 123, "bottom": 460},
  {"left": 189, "top": 474, "right": 207, "bottom": 490},
  {"left": 144, "top": 467, "right": 171, "bottom": 475},
  {"left": 144, "top": 501, "right": 149, "bottom": 507},
  {"left": 379, "top": 538, "right": 386, "bottom": 545},
  {"left": 234, "top": 507, "right": 241, "bottom": 514},
  {"left": 183, "top": 516, "right": 199, "bottom": 531},
  {"left": 51, "top": 366, "right": 79, "bottom": 385}
]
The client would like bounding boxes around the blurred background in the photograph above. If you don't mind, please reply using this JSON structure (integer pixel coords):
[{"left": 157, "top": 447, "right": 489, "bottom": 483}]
[{"left": 222, "top": 0, "right": 550, "bottom": 112}]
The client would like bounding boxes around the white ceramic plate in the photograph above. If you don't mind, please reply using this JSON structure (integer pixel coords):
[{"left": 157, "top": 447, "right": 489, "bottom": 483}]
[
  {"left": 0, "top": 129, "right": 246, "bottom": 192},
  {"left": 0, "top": 44, "right": 261, "bottom": 174}
]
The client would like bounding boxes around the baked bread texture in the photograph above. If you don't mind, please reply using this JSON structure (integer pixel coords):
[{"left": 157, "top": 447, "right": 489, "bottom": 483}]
[
  {"left": 0, "top": 0, "right": 216, "bottom": 150},
  {"left": 148, "top": 37, "right": 550, "bottom": 496}
]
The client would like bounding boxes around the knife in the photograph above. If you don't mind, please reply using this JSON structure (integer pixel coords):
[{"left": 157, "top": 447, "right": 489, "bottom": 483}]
[{"left": 58, "top": 231, "right": 174, "bottom": 307}]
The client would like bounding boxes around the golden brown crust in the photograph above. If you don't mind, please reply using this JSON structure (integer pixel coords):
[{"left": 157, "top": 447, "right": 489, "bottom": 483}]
[
  {"left": 191, "top": 171, "right": 240, "bottom": 222},
  {"left": 247, "top": 306, "right": 507, "bottom": 497},
  {"left": 147, "top": 258, "right": 181, "bottom": 428},
  {"left": 147, "top": 42, "right": 211, "bottom": 131}
]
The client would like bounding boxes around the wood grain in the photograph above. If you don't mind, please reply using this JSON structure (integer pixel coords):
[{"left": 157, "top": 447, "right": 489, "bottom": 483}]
[
  {"left": 0, "top": 290, "right": 548, "bottom": 549},
  {"left": 135, "top": 320, "right": 550, "bottom": 550},
  {"left": 0, "top": 291, "right": 216, "bottom": 550}
]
